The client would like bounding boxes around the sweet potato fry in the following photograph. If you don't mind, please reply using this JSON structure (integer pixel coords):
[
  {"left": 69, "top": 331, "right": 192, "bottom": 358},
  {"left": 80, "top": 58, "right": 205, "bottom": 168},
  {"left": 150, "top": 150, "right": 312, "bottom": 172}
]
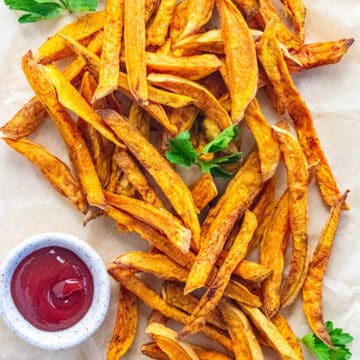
[
  {"left": 185, "top": 151, "right": 264, "bottom": 294},
  {"left": 233, "top": 0, "right": 260, "bottom": 18},
  {"left": 105, "top": 192, "right": 191, "bottom": 253},
  {"left": 22, "top": 53, "right": 105, "bottom": 209},
  {"left": 147, "top": 0, "right": 177, "bottom": 47},
  {"left": 280, "top": 0, "right": 306, "bottom": 43},
  {"left": 124, "top": 0, "right": 148, "bottom": 105},
  {"left": 146, "top": 53, "right": 223, "bottom": 80},
  {"left": 141, "top": 342, "right": 170, "bottom": 360},
  {"left": 128, "top": 102, "right": 151, "bottom": 137},
  {"left": 107, "top": 267, "right": 233, "bottom": 351},
  {"left": 169, "top": 0, "right": 188, "bottom": 47},
  {"left": 169, "top": 105, "right": 199, "bottom": 132},
  {"left": 271, "top": 126, "right": 309, "bottom": 307},
  {"left": 145, "top": 0, "right": 161, "bottom": 23},
  {"left": 36, "top": 11, "right": 105, "bottom": 64},
  {"left": 146, "top": 323, "right": 199, "bottom": 360},
  {"left": 245, "top": 99, "right": 280, "bottom": 181},
  {"left": 148, "top": 73, "right": 232, "bottom": 130},
  {"left": 216, "top": 0, "right": 258, "bottom": 122},
  {"left": 3, "top": 138, "right": 87, "bottom": 213},
  {"left": 230, "top": 259, "right": 272, "bottom": 282},
  {"left": 93, "top": 0, "right": 124, "bottom": 102},
  {"left": 241, "top": 305, "right": 301, "bottom": 360},
  {"left": 101, "top": 110, "right": 201, "bottom": 249},
  {"left": 261, "top": 190, "right": 290, "bottom": 317},
  {"left": 302, "top": 191, "right": 349, "bottom": 348},
  {"left": 183, "top": 210, "right": 257, "bottom": 333},
  {"left": 106, "top": 285, "right": 138, "bottom": 360},
  {"left": 148, "top": 310, "right": 168, "bottom": 326},
  {"left": 156, "top": 38, "right": 172, "bottom": 55},
  {"left": 189, "top": 173, "right": 218, "bottom": 212}
]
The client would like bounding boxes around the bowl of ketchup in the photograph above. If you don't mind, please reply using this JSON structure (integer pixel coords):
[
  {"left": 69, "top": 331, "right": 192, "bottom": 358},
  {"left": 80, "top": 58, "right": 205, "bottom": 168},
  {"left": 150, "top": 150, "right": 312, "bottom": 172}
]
[{"left": 0, "top": 232, "right": 110, "bottom": 350}]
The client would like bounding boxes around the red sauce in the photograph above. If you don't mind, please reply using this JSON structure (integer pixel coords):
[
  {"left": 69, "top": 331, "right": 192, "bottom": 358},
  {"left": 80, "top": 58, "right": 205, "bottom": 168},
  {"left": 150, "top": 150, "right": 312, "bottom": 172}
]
[{"left": 11, "top": 246, "right": 94, "bottom": 331}]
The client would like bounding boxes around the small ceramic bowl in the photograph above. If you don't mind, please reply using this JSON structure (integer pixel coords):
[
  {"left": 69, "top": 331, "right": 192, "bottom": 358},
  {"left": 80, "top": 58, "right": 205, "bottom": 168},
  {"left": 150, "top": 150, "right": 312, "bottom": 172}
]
[{"left": 0, "top": 232, "right": 110, "bottom": 350}]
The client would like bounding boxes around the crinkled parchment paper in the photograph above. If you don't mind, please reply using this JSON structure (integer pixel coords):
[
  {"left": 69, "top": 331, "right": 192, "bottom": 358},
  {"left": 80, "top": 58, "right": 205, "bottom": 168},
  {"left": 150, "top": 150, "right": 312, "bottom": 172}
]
[{"left": 0, "top": 1, "right": 359, "bottom": 359}]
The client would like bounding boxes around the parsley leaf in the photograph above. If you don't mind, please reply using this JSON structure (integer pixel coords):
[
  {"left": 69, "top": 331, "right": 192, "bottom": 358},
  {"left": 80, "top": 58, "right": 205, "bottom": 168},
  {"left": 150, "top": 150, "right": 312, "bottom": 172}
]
[
  {"left": 200, "top": 124, "right": 239, "bottom": 154},
  {"left": 62, "top": 0, "right": 97, "bottom": 12},
  {"left": 302, "top": 321, "right": 353, "bottom": 360}
]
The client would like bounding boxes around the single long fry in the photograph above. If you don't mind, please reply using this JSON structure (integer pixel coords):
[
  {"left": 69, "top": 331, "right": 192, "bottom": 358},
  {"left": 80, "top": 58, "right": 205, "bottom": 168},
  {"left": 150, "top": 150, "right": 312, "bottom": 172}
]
[
  {"left": 124, "top": 0, "right": 148, "bottom": 105},
  {"left": 280, "top": 0, "right": 306, "bottom": 43},
  {"left": 189, "top": 173, "right": 218, "bottom": 212},
  {"left": 185, "top": 152, "right": 264, "bottom": 294},
  {"left": 107, "top": 267, "right": 233, "bottom": 351},
  {"left": 302, "top": 191, "right": 349, "bottom": 348},
  {"left": 245, "top": 99, "right": 280, "bottom": 181},
  {"left": 93, "top": 0, "right": 123, "bottom": 102},
  {"left": 216, "top": 0, "right": 258, "bottom": 122},
  {"left": 3, "top": 138, "right": 87, "bottom": 213},
  {"left": 147, "top": 0, "right": 177, "bottom": 47},
  {"left": 148, "top": 73, "right": 232, "bottom": 130},
  {"left": 22, "top": 53, "right": 105, "bottom": 209},
  {"left": 36, "top": 11, "right": 105, "bottom": 64},
  {"left": 272, "top": 126, "right": 309, "bottom": 307},
  {"left": 184, "top": 210, "right": 257, "bottom": 333},
  {"left": 261, "top": 190, "right": 290, "bottom": 317},
  {"left": 147, "top": 323, "right": 199, "bottom": 360},
  {"left": 101, "top": 110, "right": 201, "bottom": 249},
  {"left": 106, "top": 285, "right": 138, "bottom": 360}
]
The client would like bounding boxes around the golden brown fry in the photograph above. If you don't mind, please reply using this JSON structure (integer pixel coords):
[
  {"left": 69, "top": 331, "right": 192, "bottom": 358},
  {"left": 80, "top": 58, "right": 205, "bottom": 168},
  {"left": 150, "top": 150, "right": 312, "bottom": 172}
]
[
  {"left": 124, "top": 0, "right": 148, "bottom": 105},
  {"left": 216, "top": 0, "right": 258, "bottom": 122},
  {"left": 185, "top": 152, "right": 264, "bottom": 294},
  {"left": 141, "top": 342, "right": 170, "bottom": 360},
  {"left": 261, "top": 190, "right": 290, "bottom": 317},
  {"left": 169, "top": 0, "right": 189, "bottom": 53},
  {"left": 280, "top": 0, "right": 306, "bottom": 43},
  {"left": 183, "top": 210, "right": 257, "bottom": 333},
  {"left": 271, "top": 313, "right": 303, "bottom": 359},
  {"left": 146, "top": 323, "right": 199, "bottom": 360},
  {"left": 93, "top": 0, "right": 124, "bottom": 102},
  {"left": 245, "top": 99, "right": 280, "bottom": 181},
  {"left": 233, "top": 0, "right": 260, "bottom": 18},
  {"left": 105, "top": 191, "right": 191, "bottom": 253},
  {"left": 241, "top": 305, "right": 301, "bottom": 360},
  {"left": 271, "top": 126, "right": 309, "bottom": 307},
  {"left": 148, "top": 73, "right": 232, "bottom": 130},
  {"left": 230, "top": 259, "right": 272, "bottom": 282},
  {"left": 22, "top": 53, "right": 105, "bottom": 209},
  {"left": 147, "top": 0, "right": 177, "bottom": 47},
  {"left": 3, "top": 138, "right": 87, "bottom": 213},
  {"left": 128, "top": 102, "right": 151, "bottom": 137},
  {"left": 189, "top": 173, "right": 218, "bottom": 212},
  {"left": 302, "top": 191, "right": 349, "bottom": 348},
  {"left": 107, "top": 267, "right": 233, "bottom": 351},
  {"left": 218, "top": 300, "right": 263, "bottom": 360},
  {"left": 36, "top": 12, "right": 105, "bottom": 64},
  {"left": 101, "top": 110, "right": 201, "bottom": 249},
  {"left": 145, "top": 0, "right": 161, "bottom": 23},
  {"left": 106, "top": 285, "right": 138, "bottom": 360},
  {"left": 146, "top": 53, "right": 223, "bottom": 80},
  {"left": 156, "top": 38, "right": 172, "bottom": 55},
  {"left": 148, "top": 310, "right": 168, "bottom": 325},
  {"left": 169, "top": 105, "right": 199, "bottom": 132}
]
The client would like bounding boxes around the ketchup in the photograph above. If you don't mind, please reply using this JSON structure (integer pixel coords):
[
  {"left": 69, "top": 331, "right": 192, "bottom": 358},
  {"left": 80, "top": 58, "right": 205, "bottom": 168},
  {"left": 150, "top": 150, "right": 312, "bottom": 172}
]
[{"left": 11, "top": 246, "right": 94, "bottom": 331}]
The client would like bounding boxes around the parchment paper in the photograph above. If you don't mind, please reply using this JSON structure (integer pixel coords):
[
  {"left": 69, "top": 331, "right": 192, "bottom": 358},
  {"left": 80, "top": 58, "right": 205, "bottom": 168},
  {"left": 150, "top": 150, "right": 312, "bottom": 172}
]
[{"left": 0, "top": 1, "right": 359, "bottom": 359}]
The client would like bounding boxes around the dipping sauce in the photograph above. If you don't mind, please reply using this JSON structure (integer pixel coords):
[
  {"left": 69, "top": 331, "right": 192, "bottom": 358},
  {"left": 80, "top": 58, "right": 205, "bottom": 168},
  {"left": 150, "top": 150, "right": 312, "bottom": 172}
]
[{"left": 11, "top": 246, "right": 94, "bottom": 331}]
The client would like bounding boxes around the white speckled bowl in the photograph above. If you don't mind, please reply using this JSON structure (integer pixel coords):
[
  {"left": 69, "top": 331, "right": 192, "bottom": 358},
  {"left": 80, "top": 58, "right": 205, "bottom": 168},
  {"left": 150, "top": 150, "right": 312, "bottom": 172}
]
[{"left": 0, "top": 232, "right": 110, "bottom": 350}]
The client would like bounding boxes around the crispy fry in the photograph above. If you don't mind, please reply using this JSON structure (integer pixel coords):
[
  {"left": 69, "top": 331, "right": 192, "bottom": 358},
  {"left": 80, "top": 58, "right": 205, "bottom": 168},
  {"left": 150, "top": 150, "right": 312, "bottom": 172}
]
[
  {"left": 233, "top": 0, "right": 260, "bottom": 18},
  {"left": 148, "top": 73, "right": 232, "bottom": 130},
  {"left": 145, "top": 0, "right": 161, "bottom": 23},
  {"left": 22, "top": 53, "right": 105, "bottom": 209},
  {"left": 93, "top": 0, "right": 124, "bottom": 102},
  {"left": 101, "top": 110, "right": 201, "bottom": 249},
  {"left": 3, "top": 138, "right": 87, "bottom": 213},
  {"left": 230, "top": 259, "right": 272, "bottom": 282},
  {"left": 280, "top": 0, "right": 306, "bottom": 43},
  {"left": 302, "top": 191, "right": 349, "bottom": 348},
  {"left": 128, "top": 102, "right": 151, "bottom": 137},
  {"left": 189, "top": 173, "right": 218, "bottom": 212},
  {"left": 36, "top": 12, "right": 105, "bottom": 64},
  {"left": 185, "top": 152, "right": 264, "bottom": 294},
  {"left": 146, "top": 323, "right": 199, "bottom": 360},
  {"left": 261, "top": 190, "right": 290, "bottom": 317},
  {"left": 106, "top": 285, "right": 138, "bottom": 360},
  {"left": 241, "top": 305, "right": 301, "bottom": 360},
  {"left": 147, "top": 0, "right": 177, "bottom": 47},
  {"left": 105, "top": 192, "right": 191, "bottom": 253},
  {"left": 218, "top": 300, "right": 263, "bottom": 360},
  {"left": 271, "top": 126, "right": 309, "bottom": 307},
  {"left": 124, "top": 0, "right": 148, "bottom": 105},
  {"left": 107, "top": 267, "right": 233, "bottom": 351},
  {"left": 245, "top": 99, "right": 280, "bottom": 181},
  {"left": 216, "top": 0, "right": 258, "bottom": 122},
  {"left": 169, "top": 105, "right": 199, "bottom": 132},
  {"left": 169, "top": 0, "right": 188, "bottom": 47},
  {"left": 183, "top": 210, "right": 257, "bottom": 333}
]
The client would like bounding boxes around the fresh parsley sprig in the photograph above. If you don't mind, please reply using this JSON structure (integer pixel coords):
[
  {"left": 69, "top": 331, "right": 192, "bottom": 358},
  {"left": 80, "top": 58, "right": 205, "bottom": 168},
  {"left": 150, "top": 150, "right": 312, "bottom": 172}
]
[
  {"left": 5, "top": 0, "right": 98, "bottom": 23},
  {"left": 302, "top": 321, "right": 353, "bottom": 360},
  {"left": 165, "top": 125, "right": 242, "bottom": 179}
]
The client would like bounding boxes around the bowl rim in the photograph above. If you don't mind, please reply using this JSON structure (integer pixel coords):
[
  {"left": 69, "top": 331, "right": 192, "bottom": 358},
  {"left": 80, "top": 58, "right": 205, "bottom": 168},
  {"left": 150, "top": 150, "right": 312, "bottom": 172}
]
[{"left": 0, "top": 232, "right": 110, "bottom": 351}]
